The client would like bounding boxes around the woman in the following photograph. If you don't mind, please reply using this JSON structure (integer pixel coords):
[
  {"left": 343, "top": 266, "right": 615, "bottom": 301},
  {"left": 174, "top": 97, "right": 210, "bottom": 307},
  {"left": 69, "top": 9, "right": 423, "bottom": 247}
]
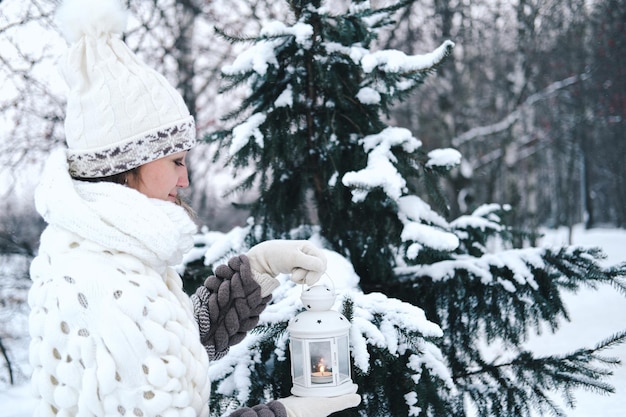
[{"left": 28, "top": 1, "right": 359, "bottom": 416}]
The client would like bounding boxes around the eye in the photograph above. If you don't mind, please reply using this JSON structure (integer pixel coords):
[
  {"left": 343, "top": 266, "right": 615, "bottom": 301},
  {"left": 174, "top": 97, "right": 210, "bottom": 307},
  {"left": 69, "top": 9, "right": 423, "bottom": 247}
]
[{"left": 174, "top": 159, "right": 186, "bottom": 167}]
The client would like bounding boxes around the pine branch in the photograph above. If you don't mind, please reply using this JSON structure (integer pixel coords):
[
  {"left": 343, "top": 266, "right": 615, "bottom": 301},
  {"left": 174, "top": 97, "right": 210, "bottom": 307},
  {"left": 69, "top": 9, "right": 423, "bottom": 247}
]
[
  {"left": 459, "top": 330, "right": 626, "bottom": 417},
  {"left": 250, "top": 321, "right": 289, "bottom": 339},
  {"left": 590, "top": 329, "right": 626, "bottom": 356},
  {"left": 362, "top": 0, "right": 417, "bottom": 18},
  {"left": 214, "top": 26, "right": 260, "bottom": 43},
  {"left": 542, "top": 246, "right": 626, "bottom": 292},
  {"left": 420, "top": 166, "right": 451, "bottom": 217},
  {"left": 604, "top": 263, "right": 626, "bottom": 295}
]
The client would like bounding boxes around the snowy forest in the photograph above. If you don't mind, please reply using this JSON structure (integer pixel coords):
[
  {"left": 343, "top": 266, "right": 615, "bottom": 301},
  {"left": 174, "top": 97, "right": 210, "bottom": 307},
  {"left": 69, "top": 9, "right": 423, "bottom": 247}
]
[{"left": 1, "top": 0, "right": 625, "bottom": 417}]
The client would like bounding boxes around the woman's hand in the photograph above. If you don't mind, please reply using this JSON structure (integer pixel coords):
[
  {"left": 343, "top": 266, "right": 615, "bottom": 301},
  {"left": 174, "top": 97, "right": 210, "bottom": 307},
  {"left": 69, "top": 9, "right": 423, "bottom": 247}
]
[
  {"left": 246, "top": 240, "right": 327, "bottom": 292},
  {"left": 277, "top": 393, "right": 361, "bottom": 417}
]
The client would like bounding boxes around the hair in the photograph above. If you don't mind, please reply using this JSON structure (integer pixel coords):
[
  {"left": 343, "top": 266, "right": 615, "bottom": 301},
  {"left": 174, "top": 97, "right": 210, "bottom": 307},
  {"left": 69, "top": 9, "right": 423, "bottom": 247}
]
[
  {"left": 74, "top": 169, "right": 137, "bottom": 185},
  {"left": 173, "top": 196, "right": 197, "bottom": 220},
  {"left": 74, "top": 168, "right": 197, "bottom": 220}
]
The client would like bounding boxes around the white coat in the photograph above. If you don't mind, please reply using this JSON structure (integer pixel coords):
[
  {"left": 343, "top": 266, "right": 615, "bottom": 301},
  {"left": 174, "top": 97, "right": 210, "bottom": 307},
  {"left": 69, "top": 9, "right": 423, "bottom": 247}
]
[{"left": 28, "top": 150, "right": 211, "bottom": 417}]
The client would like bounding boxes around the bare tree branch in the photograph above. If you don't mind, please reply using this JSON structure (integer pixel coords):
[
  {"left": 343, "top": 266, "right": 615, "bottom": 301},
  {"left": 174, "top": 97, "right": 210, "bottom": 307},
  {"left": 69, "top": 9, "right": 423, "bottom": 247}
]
[{"left": 451, "top": 73, "right": 589, "bottom": 147}]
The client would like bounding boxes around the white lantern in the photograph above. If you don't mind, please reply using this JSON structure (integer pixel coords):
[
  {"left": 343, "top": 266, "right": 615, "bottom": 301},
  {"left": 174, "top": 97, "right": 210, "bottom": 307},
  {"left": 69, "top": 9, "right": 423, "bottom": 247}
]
[{"left": 287, "top": 283, "right": 357, "bottom": 397}]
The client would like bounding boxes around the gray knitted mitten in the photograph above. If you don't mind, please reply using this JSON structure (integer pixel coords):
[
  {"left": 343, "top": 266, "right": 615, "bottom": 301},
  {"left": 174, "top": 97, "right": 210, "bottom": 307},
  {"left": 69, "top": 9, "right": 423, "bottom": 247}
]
[
  {"left": 227, "top": 401, "right": 287, "bottom": 417},
  {"left": 191, "top": 255, "right": 271, "bottom": 359}
]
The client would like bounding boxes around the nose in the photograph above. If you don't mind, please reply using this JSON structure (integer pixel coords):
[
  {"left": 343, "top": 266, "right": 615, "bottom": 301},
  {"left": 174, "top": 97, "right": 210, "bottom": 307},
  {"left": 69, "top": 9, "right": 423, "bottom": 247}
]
[{"left": 178, "top": 167, "right": 190, "bottom": 188}]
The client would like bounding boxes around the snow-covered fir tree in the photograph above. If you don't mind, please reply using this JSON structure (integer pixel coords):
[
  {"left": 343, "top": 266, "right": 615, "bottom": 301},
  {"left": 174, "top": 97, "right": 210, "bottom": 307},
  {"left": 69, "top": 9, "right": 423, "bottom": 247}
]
[{"left": 182, "top": 1, "right": 626, "bottom": 416}]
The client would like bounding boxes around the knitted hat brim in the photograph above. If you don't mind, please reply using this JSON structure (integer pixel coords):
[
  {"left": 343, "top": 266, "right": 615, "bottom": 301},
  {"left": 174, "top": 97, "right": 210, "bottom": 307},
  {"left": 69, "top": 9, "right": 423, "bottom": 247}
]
[{"left": 67, "top": 116, "right": 196, "bottom": 178}]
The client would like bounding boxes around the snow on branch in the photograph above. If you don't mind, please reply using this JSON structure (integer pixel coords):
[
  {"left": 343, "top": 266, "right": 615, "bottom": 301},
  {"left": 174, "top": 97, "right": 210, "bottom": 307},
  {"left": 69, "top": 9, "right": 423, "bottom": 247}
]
[
  {"left": 361, "top": 40, "right": 455, "bottom": 74},
  {"left": 342, "top": 126, "right": 421, "bottom": 202},
  {"left": 394, "top": 247, "right": 546, "bottom": 291}
]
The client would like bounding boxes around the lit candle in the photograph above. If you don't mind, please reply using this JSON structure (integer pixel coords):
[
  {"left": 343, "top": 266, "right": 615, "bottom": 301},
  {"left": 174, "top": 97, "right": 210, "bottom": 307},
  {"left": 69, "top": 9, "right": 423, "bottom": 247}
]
[{"left": 311, "top": 359, "right": 333, "bottom": 383}]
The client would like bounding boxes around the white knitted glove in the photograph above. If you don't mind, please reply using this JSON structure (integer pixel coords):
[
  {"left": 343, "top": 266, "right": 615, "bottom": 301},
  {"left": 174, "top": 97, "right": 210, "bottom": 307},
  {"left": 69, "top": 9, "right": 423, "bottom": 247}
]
[
  {"left": 277, "top": 393, "right": 361, "bottom": 417},
  {"left": 246, "top": 240, "right": 327, "bottom": 297}
]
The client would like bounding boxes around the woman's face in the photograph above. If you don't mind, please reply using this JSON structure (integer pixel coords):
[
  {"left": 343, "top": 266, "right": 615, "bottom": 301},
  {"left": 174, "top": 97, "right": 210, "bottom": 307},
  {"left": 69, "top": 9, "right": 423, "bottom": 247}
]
[{"left": 127, "top": 151, "right": 190, "bottom": 202}]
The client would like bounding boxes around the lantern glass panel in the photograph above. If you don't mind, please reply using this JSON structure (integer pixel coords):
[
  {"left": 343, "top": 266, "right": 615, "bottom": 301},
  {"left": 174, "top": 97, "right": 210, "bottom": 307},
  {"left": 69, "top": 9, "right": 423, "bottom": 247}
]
[
  {"left": 309, "top": 340, "right": 333, "bottom": 384},
  {"left": 337, "top": 335, "right": 350, "bottom": 382},
  {"left": 291, "top": 339, "right": 305, "bottom": 385}
]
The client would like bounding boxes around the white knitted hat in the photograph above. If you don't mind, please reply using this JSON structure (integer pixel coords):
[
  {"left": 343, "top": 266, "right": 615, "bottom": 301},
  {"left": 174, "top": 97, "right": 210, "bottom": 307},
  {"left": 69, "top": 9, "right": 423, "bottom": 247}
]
[{"left": 55, "top": 0, "right": 196, "bottom": 178}]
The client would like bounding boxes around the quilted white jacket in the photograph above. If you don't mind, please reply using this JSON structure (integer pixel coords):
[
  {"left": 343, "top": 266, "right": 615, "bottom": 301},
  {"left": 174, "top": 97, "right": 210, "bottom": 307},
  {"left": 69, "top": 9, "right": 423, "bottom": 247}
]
[{"left": 28, "top": 150, "right": 211, "bottom": 417}]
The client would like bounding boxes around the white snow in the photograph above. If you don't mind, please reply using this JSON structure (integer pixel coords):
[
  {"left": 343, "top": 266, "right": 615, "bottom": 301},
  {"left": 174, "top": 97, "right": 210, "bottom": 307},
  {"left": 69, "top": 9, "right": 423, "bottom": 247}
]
[
  {"left": 221, "top": 21, "right": 313, "bottom": 77},
  {"left": 228, "top": 113, "right": 266, "bottom": 156},
  {"left": 356, "top": 86, "right": 381, "bottom": 104},
  {"left": 426, "top": 148, "right": 462, "bottom": 169},
  {"left": 342, "top": 126, "right": 421, "bottom": 202},
  {"left": 397, "top": 195, "right": 449, "bottom": 228},
  {"left": 222, "top": 40, "right": 279, "bottom": 76},
  {"left": 260, "top": 21, "right": 313, "bottom": 48},
  {"left": 361, "top": 41, "right": 455, "bottom": 74},
  {"left": 274, "top": 85, "right": 293, "bottom": 108},
  {"left": 400, "top": 222, "right": 460, "bottom": 252}
]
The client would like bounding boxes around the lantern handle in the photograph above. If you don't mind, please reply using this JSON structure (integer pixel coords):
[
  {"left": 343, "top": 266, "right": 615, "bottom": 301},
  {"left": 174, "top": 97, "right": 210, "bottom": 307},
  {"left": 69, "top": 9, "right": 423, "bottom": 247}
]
[{"left": 301, "top": 271, "right": 335, "bottom": 293}]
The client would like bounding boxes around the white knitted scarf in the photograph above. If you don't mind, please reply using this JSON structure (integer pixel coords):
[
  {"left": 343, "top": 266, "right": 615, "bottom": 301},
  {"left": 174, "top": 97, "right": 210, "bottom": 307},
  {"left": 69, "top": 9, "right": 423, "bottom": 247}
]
[{"left": 34, "top": 149, "right": 198, "bottom": 270}]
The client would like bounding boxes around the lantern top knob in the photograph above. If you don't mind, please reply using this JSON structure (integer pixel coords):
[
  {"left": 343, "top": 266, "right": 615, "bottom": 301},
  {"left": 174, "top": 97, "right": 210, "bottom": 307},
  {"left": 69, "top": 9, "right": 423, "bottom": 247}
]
[{"left": 301, "top": 284, "right": 336, "bottom": 311}]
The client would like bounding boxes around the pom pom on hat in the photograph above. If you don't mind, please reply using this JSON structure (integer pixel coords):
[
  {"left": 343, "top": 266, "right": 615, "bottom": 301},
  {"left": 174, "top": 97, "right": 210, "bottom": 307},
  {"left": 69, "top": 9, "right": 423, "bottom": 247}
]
[
  {"left": 55, "top": 0, "right": 128, "bottom": 43},
  {"left": 55, "top": 0, "right": 196, "bottom": 178}
]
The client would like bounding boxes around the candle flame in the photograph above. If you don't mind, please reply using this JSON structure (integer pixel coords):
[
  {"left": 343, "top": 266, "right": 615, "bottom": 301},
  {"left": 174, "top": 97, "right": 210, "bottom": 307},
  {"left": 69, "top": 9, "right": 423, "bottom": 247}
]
[{"left": 316, "top": 358, "right": 330, "bottom": 374}]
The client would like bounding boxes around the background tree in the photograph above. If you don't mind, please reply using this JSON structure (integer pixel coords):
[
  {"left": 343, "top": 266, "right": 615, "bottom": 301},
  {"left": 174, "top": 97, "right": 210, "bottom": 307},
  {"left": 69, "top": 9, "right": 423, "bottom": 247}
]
[
  {"left": 378, "top": 0, "right": 625, "bottom": 233},
  {"left": 585, "top": 0, "right": 626, "bottom": 228},
  {"left": 1, "top": 0, "right": 624, "bottom": 244},
  {"left": 201, "top": 1, "right": 626, "bottom": 416}
]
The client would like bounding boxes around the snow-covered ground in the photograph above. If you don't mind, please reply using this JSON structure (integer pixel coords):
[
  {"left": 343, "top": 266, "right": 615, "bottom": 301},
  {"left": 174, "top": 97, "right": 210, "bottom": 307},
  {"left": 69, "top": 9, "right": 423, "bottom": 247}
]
[
  {"left": 525, "top": 226, "right": 626, "bottom": 417},
  {"left": 1, "top": 225, "right": 625, "bottom": 416}
]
